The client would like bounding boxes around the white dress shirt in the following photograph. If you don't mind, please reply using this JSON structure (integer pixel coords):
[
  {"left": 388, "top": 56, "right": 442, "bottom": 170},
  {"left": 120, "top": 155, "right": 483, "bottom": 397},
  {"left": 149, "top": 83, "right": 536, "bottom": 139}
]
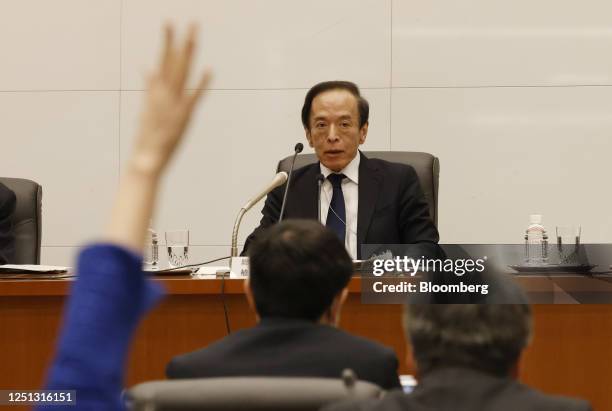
[{"left": 320, "top": 154, "right": 359, "bottom": 259}]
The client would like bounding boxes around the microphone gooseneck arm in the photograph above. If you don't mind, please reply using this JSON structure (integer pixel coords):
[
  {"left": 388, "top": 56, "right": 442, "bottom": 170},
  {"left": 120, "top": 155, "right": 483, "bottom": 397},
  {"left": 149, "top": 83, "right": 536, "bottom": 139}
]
[
  {"left": 231, "top": 171, "right": 288, "bottom": 257},
  {"left": 231, "top": 208, "right": 248, "bottom": 258},
  {"left": 279, "top": 143, "right": 303, "bottom": 222}
]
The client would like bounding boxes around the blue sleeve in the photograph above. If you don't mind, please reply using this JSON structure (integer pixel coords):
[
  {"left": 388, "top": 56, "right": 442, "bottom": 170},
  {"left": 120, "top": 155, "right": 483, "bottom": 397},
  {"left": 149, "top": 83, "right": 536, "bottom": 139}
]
[{"left": 36, "top": 244, "right": 165, "bottom": 411}]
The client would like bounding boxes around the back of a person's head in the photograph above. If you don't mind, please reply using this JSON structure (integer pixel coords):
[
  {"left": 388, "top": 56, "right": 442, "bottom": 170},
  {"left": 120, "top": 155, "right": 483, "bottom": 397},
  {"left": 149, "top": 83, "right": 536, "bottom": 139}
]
[
  {"left": 248, "top": 219, "right": 353, "bottom": 321},
  {"left": 404, "top": 304, "right": 532, "bottom": 377}
]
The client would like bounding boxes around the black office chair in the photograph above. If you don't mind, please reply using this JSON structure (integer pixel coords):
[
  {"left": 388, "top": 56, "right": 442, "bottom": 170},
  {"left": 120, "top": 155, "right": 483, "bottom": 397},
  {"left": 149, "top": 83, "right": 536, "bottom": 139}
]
[
  {"left": 0, "top": 177, "right": 42, "bottom": 264},
  {"left": 126, "top": 374, "right": 382, "bottom": 411},
  {"left": 277, "top": 151, "right": 439, "bottom": 226}
]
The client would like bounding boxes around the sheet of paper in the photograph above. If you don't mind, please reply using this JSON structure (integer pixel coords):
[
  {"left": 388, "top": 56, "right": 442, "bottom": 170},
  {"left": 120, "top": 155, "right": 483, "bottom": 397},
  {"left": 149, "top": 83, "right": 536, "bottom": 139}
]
[
  {"left": 196, "top": 266, "right": 230, "bottom": 275},
  {"left": 0, "top": 264, "right": 70, "bottom": 273}
]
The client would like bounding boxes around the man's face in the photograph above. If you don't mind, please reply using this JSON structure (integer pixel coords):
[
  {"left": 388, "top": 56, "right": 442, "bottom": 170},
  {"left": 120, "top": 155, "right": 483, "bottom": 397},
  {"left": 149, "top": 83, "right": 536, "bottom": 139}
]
[{"left": 305, "top": 89, "right": 368, "bottom": 172}]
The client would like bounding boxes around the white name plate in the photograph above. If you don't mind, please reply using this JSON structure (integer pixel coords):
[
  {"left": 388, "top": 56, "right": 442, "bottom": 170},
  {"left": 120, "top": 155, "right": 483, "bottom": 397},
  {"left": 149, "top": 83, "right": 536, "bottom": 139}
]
[{"left": 230, "top": 256, "right": 250, "bottom": 278}]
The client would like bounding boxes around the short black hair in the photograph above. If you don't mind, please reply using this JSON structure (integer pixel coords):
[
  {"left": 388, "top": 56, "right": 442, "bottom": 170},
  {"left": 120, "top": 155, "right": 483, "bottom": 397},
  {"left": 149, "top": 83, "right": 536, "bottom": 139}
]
[
  {"left": 301, "top": 81, "right": 369, "bottom": 131},
  {"left": 247, "top": 219, "right": 353, "bottom": 321},
  {"left": 404, "top": 305, "right": 532, "bottom": 377}
]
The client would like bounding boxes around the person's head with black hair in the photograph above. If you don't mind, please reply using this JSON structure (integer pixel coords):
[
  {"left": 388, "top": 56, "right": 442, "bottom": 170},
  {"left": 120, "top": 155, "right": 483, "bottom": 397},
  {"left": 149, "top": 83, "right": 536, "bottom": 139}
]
[
  {"left": 301, "top": 81, "right": 369, "bottom": 172},
  {"left": 246, "top": 219, "right": 353, "bottom": 324},
  {"left": 404, "top": 304, "right": 532, "bottom": 379},
  {"left": 301, "top": 81, "right": 369, "bottom": 131}
]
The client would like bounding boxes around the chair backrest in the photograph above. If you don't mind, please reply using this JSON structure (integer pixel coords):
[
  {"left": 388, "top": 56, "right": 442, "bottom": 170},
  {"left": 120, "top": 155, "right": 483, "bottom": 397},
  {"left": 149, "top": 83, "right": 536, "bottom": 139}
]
[
  {"left": 126, "top": 376, "right": 382, "bottom": 411},
  {"left": 277, "top": 151, "right": 439, "bottom": 225},
  {"left": 0, "top": 178, "right": 42, "bottom": 264}
]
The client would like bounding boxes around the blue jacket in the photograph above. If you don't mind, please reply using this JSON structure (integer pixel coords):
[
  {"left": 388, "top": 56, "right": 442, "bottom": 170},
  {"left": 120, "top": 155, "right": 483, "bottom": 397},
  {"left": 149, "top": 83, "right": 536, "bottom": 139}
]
[{"left": 36, "top": 244, "right": 164, "bottom": 411}]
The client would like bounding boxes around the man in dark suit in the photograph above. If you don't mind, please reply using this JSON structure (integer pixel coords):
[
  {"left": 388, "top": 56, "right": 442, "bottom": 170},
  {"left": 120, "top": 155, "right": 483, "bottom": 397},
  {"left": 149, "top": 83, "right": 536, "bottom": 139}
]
[
  {"left": 167, "top": 220, "right": 401, "bottom": 390},
  {"left": 242, "top": 81, "right": 439, "bottom": 259},
  {"left": 323, "top": 304, "right": 591, "bottom": 411},
  {"left": 0, "top": 182, "right": 16, "bottom": 264}
]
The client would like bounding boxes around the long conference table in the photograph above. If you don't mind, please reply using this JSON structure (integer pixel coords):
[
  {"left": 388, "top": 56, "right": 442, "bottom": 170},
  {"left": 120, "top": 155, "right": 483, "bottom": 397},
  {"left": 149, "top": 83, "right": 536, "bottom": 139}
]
[{"left": 1, "top": 275, "right": 612, "bottom": 411}]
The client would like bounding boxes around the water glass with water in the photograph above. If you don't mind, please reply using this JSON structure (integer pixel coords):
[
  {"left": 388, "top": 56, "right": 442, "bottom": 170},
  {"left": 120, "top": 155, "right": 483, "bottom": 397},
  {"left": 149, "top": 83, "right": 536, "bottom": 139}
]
[{"left": 165, "top": 229, "right": 189, "bottom": 268}]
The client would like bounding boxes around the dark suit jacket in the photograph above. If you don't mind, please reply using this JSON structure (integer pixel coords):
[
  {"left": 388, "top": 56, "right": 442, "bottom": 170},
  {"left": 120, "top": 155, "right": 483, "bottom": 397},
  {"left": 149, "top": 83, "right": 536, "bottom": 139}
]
[
  {"left": 322, "top": 367, "right": 591, "bottom": 411},
  {"left": 166, "top": 317, "right": 402, "bottom": 390},
  {"left": 0, "top": 183, "right": 16, "bottom": 264},
  {"left": 242, "top": 152, "right": 440, "bottom": 259}
]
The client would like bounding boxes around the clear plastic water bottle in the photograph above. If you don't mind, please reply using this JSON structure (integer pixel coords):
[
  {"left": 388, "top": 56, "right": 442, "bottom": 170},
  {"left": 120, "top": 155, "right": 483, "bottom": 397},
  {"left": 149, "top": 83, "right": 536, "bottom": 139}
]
[
  {"left": 143, "top": 223, "right": 159, "bottom": 270},
  {"left": 524, "top": 214, "right": 548, "bottom": 265}
]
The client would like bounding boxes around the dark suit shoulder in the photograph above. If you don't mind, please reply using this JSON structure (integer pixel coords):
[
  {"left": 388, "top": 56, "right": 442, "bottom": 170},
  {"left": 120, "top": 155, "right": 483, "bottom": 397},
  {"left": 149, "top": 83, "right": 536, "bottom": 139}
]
[
  {"left": 0, "top": 183, "right": 16, "bottom": 217},
  {"left": 266, "top": 162, "right": 319, "bottom": 201},
  {"left": 0, "top": 183, "right": 16, "bottom": 264},
  {"left": 295, "top": 325, "right": 400, "bottom": 377},
  {"left": 320, "top": 325, "right": 397, "bottom": 357},
  {"left": 241, "top": 162, "right": 321, "bottom": 255},
  {"left": 505, "top": 383, "right": 592, "bottom": 411},
  {"left": 322, "top": 390, "right": 407, "bottom": 411},
  {"left": 323, "top": 386, "right": 591, "bottom": 411},
  {"left": 293, "top": 161, "right": 320, "bottom": 176},
  {"left": 324, "top": 369, "right": 592, "bottom": 411},
  {"left": 167, "top": 322, "right": 400, "bottom": 389},
  {"left": 361, "top": 156, "right": 421, "bottom": 205},
  {"left": 363, "top": 157, "right": 418, "bottom": 178},
  {"left": 166, "top": 327, "right": 255, "bottom": 378},
  {"left": 169, "top": 323, "right": 396, "bottom": 370}
]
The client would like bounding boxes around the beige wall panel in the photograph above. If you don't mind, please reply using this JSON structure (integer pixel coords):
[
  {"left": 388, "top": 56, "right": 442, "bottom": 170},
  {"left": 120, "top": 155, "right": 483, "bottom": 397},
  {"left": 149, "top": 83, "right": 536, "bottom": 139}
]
[
  {"left": 393, "top": 0, "right": 612, "bottom": 86},
  {"left": 391, "top": 87, "right": 612, "bottom": 243},
  {"left": 41, "top": 246, "right": 79, "bottom": 267},
  {"left": 0, "top": 0, "right": 120, "bottom": 90},
  {"left": 0, "top": 91, "right": 119, "bottom": 246},
  {"left": 122, "top": 0, "right": 391, "bottom": 90}
]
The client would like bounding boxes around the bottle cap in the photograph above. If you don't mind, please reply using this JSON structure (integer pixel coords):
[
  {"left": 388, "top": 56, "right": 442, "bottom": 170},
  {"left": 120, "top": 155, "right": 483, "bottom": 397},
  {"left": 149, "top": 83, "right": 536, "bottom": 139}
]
[{"left": 529, "top": 214, "right": 542, "bottom": 224}]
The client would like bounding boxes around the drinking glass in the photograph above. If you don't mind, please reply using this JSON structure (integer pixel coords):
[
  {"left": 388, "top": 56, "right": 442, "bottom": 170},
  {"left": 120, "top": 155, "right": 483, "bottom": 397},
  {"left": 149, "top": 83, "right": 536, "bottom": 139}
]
[
  {"left": 165, "top": 229, "right": 189, "bottom": 268},
  {"left": 556, "top": 226, "right": 581, "bottom": 265}
]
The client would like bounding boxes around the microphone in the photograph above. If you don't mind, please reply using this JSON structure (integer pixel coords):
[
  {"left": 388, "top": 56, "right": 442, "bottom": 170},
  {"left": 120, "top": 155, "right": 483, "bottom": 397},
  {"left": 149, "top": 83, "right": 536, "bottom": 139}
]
[
  {"left": 231, "top": 171, "right": 288, "bottom": 257},
  {"left": 316, "top": 173, "right": 325, "bottom": 224},
  {"left": 279, "top": 143, "right": 304, "bottom": 222}
]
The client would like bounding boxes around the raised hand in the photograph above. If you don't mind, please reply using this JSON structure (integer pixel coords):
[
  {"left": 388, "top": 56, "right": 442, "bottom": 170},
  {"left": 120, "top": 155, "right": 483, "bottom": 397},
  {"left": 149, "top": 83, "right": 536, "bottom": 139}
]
[
  {"left": 130, "top": 24, "right": 212, "bottom": 176},
  {"left": 107, "top": 24, "right": 212, "bottom": 251}
]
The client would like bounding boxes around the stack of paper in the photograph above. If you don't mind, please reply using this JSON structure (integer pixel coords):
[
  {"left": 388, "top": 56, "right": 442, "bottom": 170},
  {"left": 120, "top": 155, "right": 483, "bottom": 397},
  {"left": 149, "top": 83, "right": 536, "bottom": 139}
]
[{"left": 0, "top": 264, "right": 69, "bottom": 274}]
